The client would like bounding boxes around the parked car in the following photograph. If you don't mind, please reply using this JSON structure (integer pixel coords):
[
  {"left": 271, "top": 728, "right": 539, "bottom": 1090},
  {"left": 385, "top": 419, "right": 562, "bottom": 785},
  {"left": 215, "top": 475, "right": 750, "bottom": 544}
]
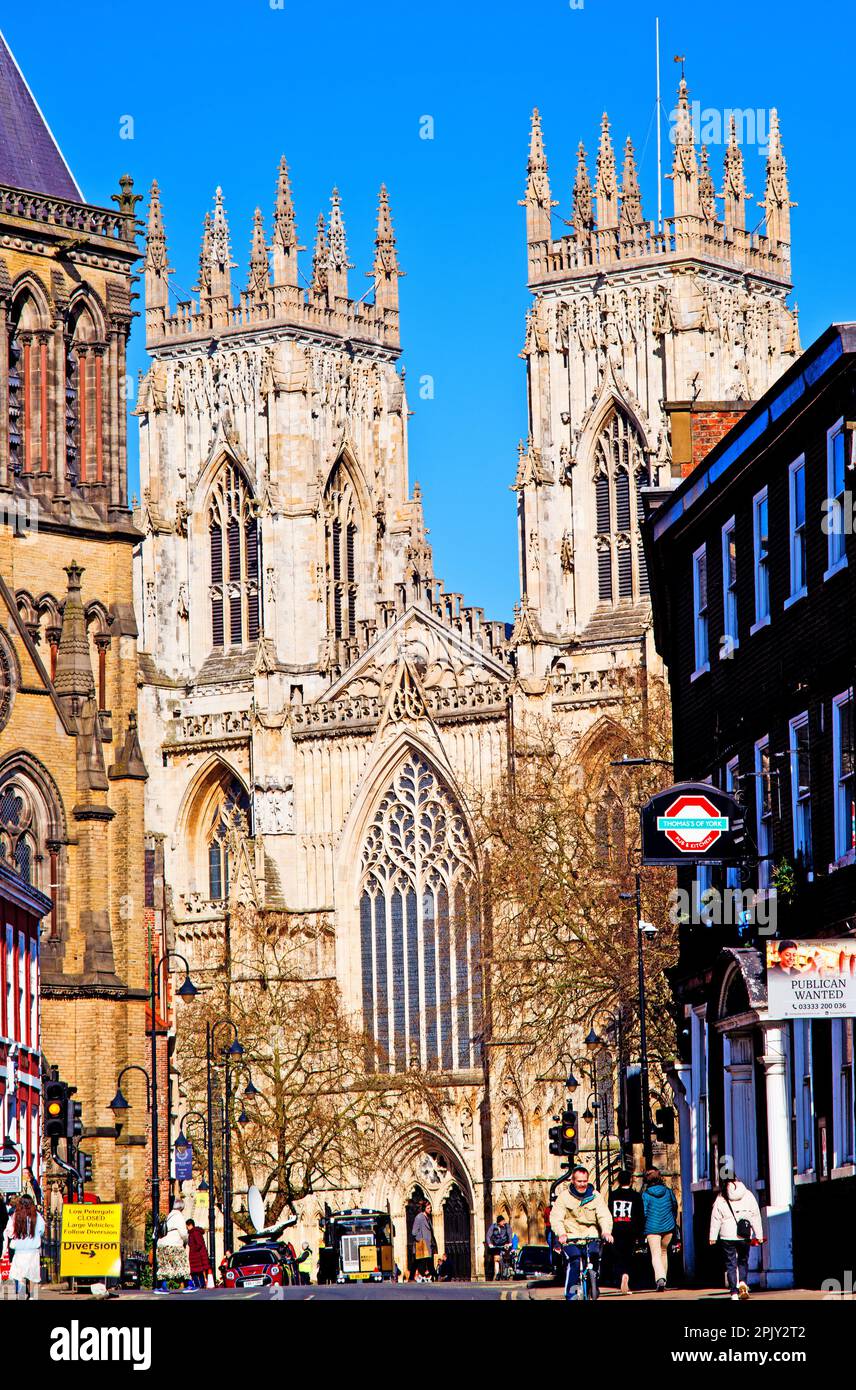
[
  {"left": 513, "top": 1244, "right": 554, "bottom": 1280},
  {"left": 223, "top": 1243, "right": 292, "bottom": 1290}
]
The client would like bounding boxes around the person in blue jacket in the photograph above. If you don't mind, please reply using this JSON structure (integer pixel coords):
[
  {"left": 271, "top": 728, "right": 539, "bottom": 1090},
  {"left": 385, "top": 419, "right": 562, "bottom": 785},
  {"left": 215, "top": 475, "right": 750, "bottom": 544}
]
[{"left": 641, "top": 1167, "right": 678, "bottom": 1291}]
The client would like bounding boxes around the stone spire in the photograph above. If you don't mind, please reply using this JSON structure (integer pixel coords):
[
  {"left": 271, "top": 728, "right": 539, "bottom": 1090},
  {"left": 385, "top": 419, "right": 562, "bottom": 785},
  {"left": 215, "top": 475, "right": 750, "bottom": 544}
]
[
  {"left": 764, "top": 109, "right": 793, "bottom": 252},
  {"left": 371, "top": 184, "right": 403, "bottom": 315},
  {"left": 594, "top": 114, "right": 618, "bottom": 228},
  {"left": 195, "top": 212, "right": 212, "bottom": 308},
  {"left": 722, "top": 116, "right": 751, "bottom": 236},
  {"left": 698, "top": 144, "right": 717, "bottom": 225},
  {"left": 520, "top": 108, "right": 557, "bottom": 245},
  {"left": 54, "top": 561, "right": 96, "bottom": 706},
  {"left": 326, "top": 188, "right": 352, "bottom": 302},
  {"left": 619, "top": 136, "right": 644, "bottom": 230},
  {"left": 271, "top": 155, "right": 300, "bottom": 288},
  {"left": 572, "top": 142, "right": 595, "bottom": 240},
  {"left": 311, "top": 213, "right": 329, "bottom": 297},
  {"left": 210, "top": 186, "right": 234, "bottom": 299},
  {"left": 669, "top": 77, "right": 699, "bottom": 218},
  {"left": 247, "top": 207, "right": 270, "bottom": 297},
  {"left": 144, "top": 180, "right": 171, "bottom": 312}
]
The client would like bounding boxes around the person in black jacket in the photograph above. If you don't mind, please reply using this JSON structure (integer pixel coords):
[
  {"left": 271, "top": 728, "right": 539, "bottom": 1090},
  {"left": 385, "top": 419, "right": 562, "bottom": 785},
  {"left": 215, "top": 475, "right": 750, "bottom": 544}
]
[{"left": 608, "top": 1170, "right": 645, "bottom": 1294}]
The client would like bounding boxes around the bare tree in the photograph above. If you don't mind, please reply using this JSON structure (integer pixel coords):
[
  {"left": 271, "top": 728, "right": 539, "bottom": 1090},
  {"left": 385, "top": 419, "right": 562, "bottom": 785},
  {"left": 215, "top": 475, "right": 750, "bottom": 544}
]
[
  {"left": 178, "top": 907, "right": 440, "bottom": 1231},
  {"left": 473, "top": 670, "right": 678, "bottom": 1079}
]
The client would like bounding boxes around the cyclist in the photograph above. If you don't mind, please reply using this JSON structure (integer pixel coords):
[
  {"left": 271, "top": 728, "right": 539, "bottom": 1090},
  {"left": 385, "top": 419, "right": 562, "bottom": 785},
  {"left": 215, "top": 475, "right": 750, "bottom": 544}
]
[
  {"left": 551, "top": 1164, "right": 614, "bottom": 1301},
  {"left": 485, "top": 1213, "right": 513, "bottom": 1280}
]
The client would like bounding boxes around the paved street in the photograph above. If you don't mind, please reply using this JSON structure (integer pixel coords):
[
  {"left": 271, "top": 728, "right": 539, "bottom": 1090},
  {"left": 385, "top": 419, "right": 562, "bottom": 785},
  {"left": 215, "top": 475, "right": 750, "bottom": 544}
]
[{"left": 35, "top": 1281, "right": 854, "bottom": 1302}]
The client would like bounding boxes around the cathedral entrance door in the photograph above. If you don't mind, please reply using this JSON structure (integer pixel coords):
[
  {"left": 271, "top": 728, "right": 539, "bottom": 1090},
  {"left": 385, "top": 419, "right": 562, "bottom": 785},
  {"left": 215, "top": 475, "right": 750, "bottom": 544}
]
[{"left": 442, "top": 1183, "right": 471, "bottom": 1281}]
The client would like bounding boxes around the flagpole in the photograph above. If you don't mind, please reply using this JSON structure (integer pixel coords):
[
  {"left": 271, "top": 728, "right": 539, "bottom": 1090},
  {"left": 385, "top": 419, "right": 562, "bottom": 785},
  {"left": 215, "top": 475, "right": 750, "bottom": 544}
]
[{"left": 656, "top": 16, "right": 662, "bottom": 234}]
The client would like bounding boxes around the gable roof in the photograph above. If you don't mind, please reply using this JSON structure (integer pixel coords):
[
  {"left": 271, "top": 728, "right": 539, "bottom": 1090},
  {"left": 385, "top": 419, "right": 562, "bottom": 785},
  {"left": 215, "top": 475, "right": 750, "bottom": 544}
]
[{"left": 0, "top": 29, "right": 82, "bottom": 200}]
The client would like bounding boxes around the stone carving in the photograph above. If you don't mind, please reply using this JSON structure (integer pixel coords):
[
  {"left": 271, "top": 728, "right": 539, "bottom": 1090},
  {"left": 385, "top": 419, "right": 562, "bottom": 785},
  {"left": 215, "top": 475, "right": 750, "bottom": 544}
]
[{"left": 254, "top": 779, "right": 294, "bottom": 834}]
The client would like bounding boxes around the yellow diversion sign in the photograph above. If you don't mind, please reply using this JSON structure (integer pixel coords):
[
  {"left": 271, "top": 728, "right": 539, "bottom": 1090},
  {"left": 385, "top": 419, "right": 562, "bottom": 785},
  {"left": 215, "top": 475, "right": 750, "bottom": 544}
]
[{"left": 59, "top": 1204, "right": 123, "bottom": 1279}]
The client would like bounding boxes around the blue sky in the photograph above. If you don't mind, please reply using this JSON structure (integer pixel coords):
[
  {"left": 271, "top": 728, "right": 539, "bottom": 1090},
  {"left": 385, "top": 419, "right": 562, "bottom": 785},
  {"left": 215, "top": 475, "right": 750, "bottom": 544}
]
[{"left": 4, "top": 0, "right": 852, "bottom": 621}]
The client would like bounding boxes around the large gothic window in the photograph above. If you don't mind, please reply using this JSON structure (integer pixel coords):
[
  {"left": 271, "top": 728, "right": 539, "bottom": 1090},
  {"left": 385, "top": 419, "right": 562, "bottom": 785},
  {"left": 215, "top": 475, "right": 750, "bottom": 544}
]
[
  {"left": 208, "top": 465, "right": 260, "bottom": 649},
  {"left": 592, "top": 406, "right": 650, "bottom": 604},
  {"left": 359, "top": 753, "right": 482, "bottom": 1074},
  {"left": 206, "top": 777, "right": 251, "bottom": 901},
  {"left": 7, "top": 294, "right": 47, "bottom": 478},
  {"left": 324, "top": 461, "right": 361, "bottom": 644},
  {"left": 0, "top": 782, "right": 38, "bottom": 883}
]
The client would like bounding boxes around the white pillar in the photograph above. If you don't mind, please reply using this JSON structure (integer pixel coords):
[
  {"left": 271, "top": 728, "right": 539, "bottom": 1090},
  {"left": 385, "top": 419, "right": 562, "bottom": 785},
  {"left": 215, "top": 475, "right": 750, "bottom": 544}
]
[
  {"left": 724, "top": 1033, "right": 758, "bottom": 1186},
  {"left": 668, "top": 1065, "right": 696, "bottom": 1277},
  {"left": 760, "top": 1023, "right": 794, "bottom": 1289}
]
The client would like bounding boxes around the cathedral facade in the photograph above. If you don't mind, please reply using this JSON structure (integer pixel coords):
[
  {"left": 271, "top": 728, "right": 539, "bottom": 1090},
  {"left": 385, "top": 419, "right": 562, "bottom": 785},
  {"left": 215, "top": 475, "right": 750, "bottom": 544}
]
[
  {"left": 136, "top": 78, "right": 799, "bottom": 1274},
  {"left": 0, "top": 34, "right": 148, "bottom": 1237}
]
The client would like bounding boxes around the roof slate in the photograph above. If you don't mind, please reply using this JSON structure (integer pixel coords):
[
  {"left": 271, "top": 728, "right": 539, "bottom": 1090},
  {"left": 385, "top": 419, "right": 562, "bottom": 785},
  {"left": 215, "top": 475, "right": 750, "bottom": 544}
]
[{"left": 0, "top": 30, "right": 81, "bottom": 200}]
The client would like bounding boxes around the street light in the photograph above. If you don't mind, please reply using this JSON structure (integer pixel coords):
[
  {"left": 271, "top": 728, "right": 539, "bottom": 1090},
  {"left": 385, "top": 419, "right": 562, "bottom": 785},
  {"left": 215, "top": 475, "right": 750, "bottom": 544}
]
[
  {"left": 148, "top": 950, "right": 197, "bottom": 1290},
  {"left": 206, "top": 1019, "right": 246, "bottom": 1268},
  {"left": 620, "top": 872, "right": 654, "bottom": 1168},
  {"left": 108, "top": 1064, "right": 152, "bottom": 1116},
  {"left": 565, "top": 1069, "right": 579, "bottom": 1093}
]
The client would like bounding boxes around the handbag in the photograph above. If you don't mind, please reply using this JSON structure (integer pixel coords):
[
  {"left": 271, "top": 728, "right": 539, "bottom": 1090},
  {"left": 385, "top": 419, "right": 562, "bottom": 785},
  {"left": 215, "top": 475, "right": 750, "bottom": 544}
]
[
  {"left": 724, "top": 1195, "right": 753, "bottom": 1242},
  {"left": 414, "top": 1239, "right": 430, "bottom": 1260}
]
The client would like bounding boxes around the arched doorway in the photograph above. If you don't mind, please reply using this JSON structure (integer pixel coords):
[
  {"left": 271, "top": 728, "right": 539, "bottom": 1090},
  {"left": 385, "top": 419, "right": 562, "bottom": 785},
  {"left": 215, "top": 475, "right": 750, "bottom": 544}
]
[
  {"left": 405, "top": 1184, "right": 428, "bottom": 1277},
  {"left": 443, "top": 1183, "right": 472, "bottom": 1280}
]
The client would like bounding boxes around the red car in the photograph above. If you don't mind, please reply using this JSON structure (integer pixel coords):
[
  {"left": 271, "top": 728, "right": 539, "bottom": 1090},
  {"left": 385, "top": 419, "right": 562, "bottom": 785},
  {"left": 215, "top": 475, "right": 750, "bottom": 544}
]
[{"left": 223, "top": 1243, "right": 292, "bottom": 1290}]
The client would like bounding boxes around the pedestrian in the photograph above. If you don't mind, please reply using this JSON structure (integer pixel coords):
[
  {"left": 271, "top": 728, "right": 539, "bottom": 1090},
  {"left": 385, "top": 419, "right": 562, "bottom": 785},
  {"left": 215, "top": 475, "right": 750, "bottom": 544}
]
[
  {"left": 411, "top": 1199, "right": 436, "bottom": 1281},
  {"left": 219, "top": 1249, "right": 233, "bottom": 1286},
  {"left": 641, "top": 1167, "right": 679, "bottom": 1291},
  {"left": 484, "top": 1211, "right": 512, "bottom": 1280},
  {"left": 0, "top": 1194, "right": 8, "bottom": 1249},
  {"left": 155, "top": 1197, "right": 190, "bottom": 1291},
  {"left": 550, "top": 1164, "right": 614, "bottom": 1301},
  {"left": 185, "top": 1219, "right": 211, "bottom": 1289},
  {"left": 22, "top": 1166, "right": 42, "bottom": 1209},
  {"left": 295, "top": 1242, "right": 312, "bottom": 1285},
  {"left": 2, "top": 1194, "right": 45, "bottom": 1300},
  {"left": 709, "top": 1175, "right": 764, "bottom": 1300},
  {"left": 607, "top": 1169, "right": 644, "bottom": 1294}
]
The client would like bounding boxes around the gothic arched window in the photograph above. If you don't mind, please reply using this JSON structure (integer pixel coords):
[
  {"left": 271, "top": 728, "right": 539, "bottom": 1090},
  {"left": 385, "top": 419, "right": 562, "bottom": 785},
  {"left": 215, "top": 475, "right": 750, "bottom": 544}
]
[
  {"left": 206, "top": 776, "right": 251, "bottom": 901},
  {"left": 7, "top": 293, "right": 46, "bottom": 478},
  {"left": 324, "top": 461, "right": 361, "bottom": 644},
  {"left": 359, "top": 753, "right": 481, "bottom": 1074},
  {"left": 64, "top": 303, "right": 100, "bottom": 486},
  {"left": 207, "top": 465, "right": 260, "bottom": 649},
  {"left": 592, "top": 406, "right": 650, "bottom": 604},
  {"left": 595, "top": 787, "right": 626, "bottom": 864}
]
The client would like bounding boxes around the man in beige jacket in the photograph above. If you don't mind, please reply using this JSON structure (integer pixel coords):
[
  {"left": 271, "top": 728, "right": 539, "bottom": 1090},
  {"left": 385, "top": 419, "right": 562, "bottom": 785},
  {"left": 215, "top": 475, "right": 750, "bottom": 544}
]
[{"left": 551, "top": 1165, "right": 614, "bottom": 1300}]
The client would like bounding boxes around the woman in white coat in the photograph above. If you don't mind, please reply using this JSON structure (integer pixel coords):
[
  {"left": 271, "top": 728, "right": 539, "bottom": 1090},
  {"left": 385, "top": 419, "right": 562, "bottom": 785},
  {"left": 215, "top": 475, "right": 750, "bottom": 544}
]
[
  {"left": 156, "top": 1197, "right": 191, "bottom": 1291},
  {"left": 709, "top": 1176, "right": 763, "bottom": 1300},
  {"left": 3, "top": 1195, "right": 45, "bottom": 1299}
]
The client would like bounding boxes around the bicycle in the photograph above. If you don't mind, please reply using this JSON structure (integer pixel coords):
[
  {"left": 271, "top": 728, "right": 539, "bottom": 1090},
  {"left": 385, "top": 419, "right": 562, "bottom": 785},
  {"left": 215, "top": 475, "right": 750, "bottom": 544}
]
[
  {"left": 494, "top": 1244, "right": 515, "bottom": 1281},
  {"left": 562, "top": 1238, "right": 601, "bottom": 1301}
]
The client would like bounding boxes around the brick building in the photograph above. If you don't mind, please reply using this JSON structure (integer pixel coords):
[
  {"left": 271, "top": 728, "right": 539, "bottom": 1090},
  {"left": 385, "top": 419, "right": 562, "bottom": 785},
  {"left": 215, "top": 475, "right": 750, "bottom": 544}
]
[
  {"left": 0, "top": 33, "right": 148, "bottom": 1238},
  {"left": 648, "top": 323, "right": 856, "bottom": 1288},
  {"left": 0, "top": 858, "right": 51, "bottom": 1183}
]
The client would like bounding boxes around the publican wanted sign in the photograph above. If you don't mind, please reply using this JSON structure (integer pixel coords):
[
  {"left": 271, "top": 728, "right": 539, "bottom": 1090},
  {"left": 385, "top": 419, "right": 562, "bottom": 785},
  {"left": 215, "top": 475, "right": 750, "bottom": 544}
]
[
  {"left": 59, "top": 1203, "right": 123, "bottom": 1279},
  {"left": 766, "top": 940, "right": 856, "bottom": 1019}
]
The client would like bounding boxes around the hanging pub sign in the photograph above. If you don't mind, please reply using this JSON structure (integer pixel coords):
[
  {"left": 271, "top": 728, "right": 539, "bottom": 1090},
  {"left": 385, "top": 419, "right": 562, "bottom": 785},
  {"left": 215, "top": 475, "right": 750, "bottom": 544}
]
[
  {"left": 640, "top": 783, "right": 746, "bottom": 866},
  {"left": 766, "top": 940, "right": 856, "bottom": 1019}
]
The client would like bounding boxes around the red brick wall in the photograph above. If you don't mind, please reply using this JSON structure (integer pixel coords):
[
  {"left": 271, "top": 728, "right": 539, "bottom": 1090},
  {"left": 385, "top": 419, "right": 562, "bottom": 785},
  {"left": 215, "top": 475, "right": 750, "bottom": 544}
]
[{"left": 687, "top": 409, "right": 749, "bottom": 474}]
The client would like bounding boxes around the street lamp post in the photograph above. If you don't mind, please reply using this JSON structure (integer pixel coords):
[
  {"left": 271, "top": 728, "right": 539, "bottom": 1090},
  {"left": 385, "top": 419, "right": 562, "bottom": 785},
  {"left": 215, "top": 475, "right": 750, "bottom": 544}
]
[
  {"left": 147, "top": 950, "right": 197, "bottom": 1290},
  {"left": 620, "top": 872, "right": 654, "bottom": 1169},
  {"left": 205, "top": 1020, "right": 243, "bottom": 1268}
]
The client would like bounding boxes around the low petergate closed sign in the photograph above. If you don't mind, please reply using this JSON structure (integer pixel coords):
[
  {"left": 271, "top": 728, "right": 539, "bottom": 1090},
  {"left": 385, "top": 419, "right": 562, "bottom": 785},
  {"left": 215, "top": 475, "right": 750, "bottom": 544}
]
[
  {"left": 60, "top": 1203, "right": 123, "bottom": 1279},
  {"left": 641, "top": 783, "right": 745, "bottom": 865}
]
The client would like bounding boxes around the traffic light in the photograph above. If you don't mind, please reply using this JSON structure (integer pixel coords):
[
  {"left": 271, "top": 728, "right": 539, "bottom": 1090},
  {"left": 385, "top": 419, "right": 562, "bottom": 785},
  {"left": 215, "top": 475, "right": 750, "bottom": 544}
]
[
  {"left": 654, "top": 1107, "right": 676, "bottom": 1145},
  {"left": 560, "top": 1107, "right": 578, "bottom": 1159},
  {"left": 548, "top": 1123, "right": 564, "bottom": 1157},
  {"left": 70, "top": 1099, "right": 83, "bottom": 1141},
  {"left": 79, "top": 1152, "right": 93, "bottom": 1185},
  {"left": 44, "top": 1078, "right": 69, "bottom": 1142}
]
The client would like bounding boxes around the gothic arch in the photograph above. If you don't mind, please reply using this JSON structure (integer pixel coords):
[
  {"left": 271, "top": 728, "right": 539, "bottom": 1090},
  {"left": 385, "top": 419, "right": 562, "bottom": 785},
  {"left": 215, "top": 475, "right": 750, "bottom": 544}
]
[
  {"left": 194, "top": 447, "right": 258, "bottom": 512},
  {"left": 202, "top": 460, "right": 261, "bottom": 649},
  {"left": 320, "top": 442, "right": 372, "bottom": 522},
  {"left": 8, "top": 274, "right": 51, "bottom": 330},
  {"left": 0, "top": 750, "right": 69, "bottom": 843},
  {"left": 65, "top": 286, "right": 108, "bottom": 343},
  {"left": 575, "top": 714, "right": 628, "bottom": 780},
  {"left": 174, "top": 756, "right": 252, "bottom": 900},
  {"left": 322, "top": 450, "right": 370, "bottom": 644},
  {"left": 366, "top": 1122, "right": 477, "bottom": 1215}
]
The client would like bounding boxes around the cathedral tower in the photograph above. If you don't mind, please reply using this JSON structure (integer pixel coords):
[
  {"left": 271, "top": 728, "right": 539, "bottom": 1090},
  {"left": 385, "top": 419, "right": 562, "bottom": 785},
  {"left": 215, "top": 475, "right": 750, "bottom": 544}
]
[{"left": 516, "top": 78, "right": 798, "bottom": 675}]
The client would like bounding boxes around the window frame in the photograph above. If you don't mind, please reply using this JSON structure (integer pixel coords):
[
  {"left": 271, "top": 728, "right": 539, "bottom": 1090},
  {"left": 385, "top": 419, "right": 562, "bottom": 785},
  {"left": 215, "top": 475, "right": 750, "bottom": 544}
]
[
  {"left": 786, "top": 454, "right": 807, "bottom": 606},
  {"left": 692, "top": 543, "right": 709, "bottom": 679},
  {"left": 721, "top": 515, "right": 738, "bottom": 655},
  {"left": 751, "top": 487, "right": 770, "bottom": 633},
  {"left": 833, "top": 688, "right": 856, "bottom": 863},
  {"left": 826, "top": 417, "right": 848, "bottom": 579},
  {"left": 788, "top": 711, "right": 813, "bottom": 872}
]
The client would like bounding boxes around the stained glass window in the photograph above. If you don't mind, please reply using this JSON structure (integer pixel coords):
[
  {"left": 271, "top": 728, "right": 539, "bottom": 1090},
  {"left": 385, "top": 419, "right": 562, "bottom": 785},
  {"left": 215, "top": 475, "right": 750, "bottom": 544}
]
[{"left": 359, "top": 753, "right": 480, "bottom": 1073}]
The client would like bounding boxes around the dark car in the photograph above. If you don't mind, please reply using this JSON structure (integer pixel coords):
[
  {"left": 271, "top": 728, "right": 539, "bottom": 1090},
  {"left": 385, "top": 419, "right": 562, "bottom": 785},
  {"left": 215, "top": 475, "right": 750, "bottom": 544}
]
[
  {"left": 223, "top": 1243, "right": 292, "bottom": 1290},
  {"left": 513, "top": 1244, "right": 554, "bottom": 1280}
]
